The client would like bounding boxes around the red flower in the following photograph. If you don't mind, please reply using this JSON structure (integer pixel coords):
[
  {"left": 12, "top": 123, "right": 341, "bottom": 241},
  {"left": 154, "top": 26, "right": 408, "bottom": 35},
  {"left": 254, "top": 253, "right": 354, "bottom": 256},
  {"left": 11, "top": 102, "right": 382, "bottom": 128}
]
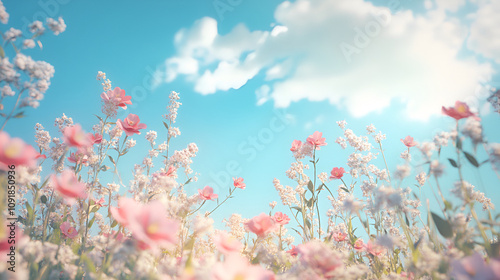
[
  {"left": 442, "top": 101, "right": 475, "bottom": 120},
  {"left": 330, "top": 167, "right": 346, "bottom": 180}
]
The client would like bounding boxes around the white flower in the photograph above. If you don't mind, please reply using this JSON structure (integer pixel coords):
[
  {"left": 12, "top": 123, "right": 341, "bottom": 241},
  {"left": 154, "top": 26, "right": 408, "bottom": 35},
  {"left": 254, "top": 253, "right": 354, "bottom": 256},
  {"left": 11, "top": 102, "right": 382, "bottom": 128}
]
[{"left": 46, "top": 17, "right": 66, "bottom": 35}]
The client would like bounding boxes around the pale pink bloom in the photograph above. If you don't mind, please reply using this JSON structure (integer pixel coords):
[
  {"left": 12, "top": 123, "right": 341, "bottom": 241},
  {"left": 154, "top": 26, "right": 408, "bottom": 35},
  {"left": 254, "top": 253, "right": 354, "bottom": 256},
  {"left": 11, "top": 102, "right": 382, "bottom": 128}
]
[
  {"left": 67, "top": 152, "right": 88, "bottom": 165},
  {"left": 116, "top": 114, "right": 147, "bottom": 136},
  {"left": 233, "top": 177, "right": 246, "bottom": 189},
  {"left": 103, "top": 230, "right": 125, "bottom": 242},
  {"left": 245, "top": 213, "right": 277, "bottom": 237},
  {"left": 442, "top": 101, "right": 476, "bottom": 120},
  {"left": 273, "top": 212, "right": 290, "bottom": 225},
  {"left": 330, "top": 167, "right": 346, "bottom": 180},
  {"left": 165, "top": 165, "right": 176, "bottom": 177},
  {"left": 63, "top": 124, "right": 92, "bottom": 148},
  {"left": 298, "top": 241, "right": 343, "bottom": 278},
  {"left": 0, "top": 131, "right": 39, "bottom": 170},
  {"left": 364, "top": 240, "right": 385, "bottom": 256},
  {"left": 214, "top": 231, "right": 243, "bottom": 255},
  {"left": 331, "top": 231, "right": 347, "bottom": 242},
  {"left": 88, "top": 132, "right": 102, "bottom": 144},
  {"left": 353, "top": 239, "right": 364, "bottom": 251},
  {"left": 450, "top": 252, "right": 500, "bottom": 280},
  {"left": 100, "top": 87, "right": 132, "bottom": 109},
  {"left": 198, "top": 186, "right": 218, "bottom": 201},
  {"left": 127, "top": 200, "right": 179, "bottom": 248},
  {"left": 287, "top": 245, "right": 299, "bottom": 257},
  {"left": 51, "top": 170, "right": 88, "bottom": 204},
  {"left": 60, "top": 222, "right": 78, "bottom": 239},
  {"left": 306, "top": 131, "right": 327, "bottom": 149},
  {"left": 93, "top": 197, "right": 106, "bottom": 207},
  {"left": 212, "top": 253, "right": 275, "bottom": 280},
  {"left": 290, "top": 140, "right": 302, "bottom": 152},
  {"left": 401, "top": 136, "right": 417, "bottom": 148},
  {"left": 110, "top": 197, "right": 139, "bottom": 227}
]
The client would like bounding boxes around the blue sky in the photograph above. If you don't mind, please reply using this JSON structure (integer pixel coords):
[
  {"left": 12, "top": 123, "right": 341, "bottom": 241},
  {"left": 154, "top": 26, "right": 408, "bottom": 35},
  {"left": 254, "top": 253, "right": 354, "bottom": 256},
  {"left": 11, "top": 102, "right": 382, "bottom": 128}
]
[{"left": 3, "top": 0, "right": 500, "bottom": 228}]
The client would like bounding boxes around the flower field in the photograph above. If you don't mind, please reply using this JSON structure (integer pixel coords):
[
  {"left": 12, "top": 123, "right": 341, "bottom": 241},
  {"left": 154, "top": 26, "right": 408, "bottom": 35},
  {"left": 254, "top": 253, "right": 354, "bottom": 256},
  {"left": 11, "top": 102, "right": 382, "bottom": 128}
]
[{"left": 1, "top": 1, "right": 500, "bottom": 279}]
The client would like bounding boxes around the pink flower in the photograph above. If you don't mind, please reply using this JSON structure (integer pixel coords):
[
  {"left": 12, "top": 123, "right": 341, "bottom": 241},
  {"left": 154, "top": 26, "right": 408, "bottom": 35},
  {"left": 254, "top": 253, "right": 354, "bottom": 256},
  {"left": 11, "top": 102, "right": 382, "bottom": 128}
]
[
  {"left": 103, "top": 231, "right": 125, "bottom": 243},
  {"left": 93, "top": 197, "right": 106, "bottom": 207},
  {"left": 401, "top": 136, "right": 417, "bottom": 148},
  {"left": 198, "top": 186, "right": 218, "bottom": 201},
  {"left": 63, "top": 124, "right": 92, "bottom": 148},
  {"left": 51, "top": 170, "right": 88, "bottom": 204},
  {"left": 273, "top": 212, "right": 290, "bottom": 225},
  {"left": 88, "top": 133, "right": 102, "bottom": 144},
  {"left": 67, "top": 152, "right": 88, "bottom": 165},
  {"left": 442, "top": 101, "right": 476, "bottom": 120},
  {"left": 110, "top": 197, "right": 139, "bottom": 227},
  {"left": 450, "top": 252, "right": 500, "bottom": 280},
  {"left": 0, "top": 131, "right": 39, "bottom": 170},
  {"left": 233, "top": 177, "right": 246, "bottom": 189},
  {"left": 212, "top": 253, "right": 275, "bottom": 280},
  {"left": 127, "top": 200, "right": 180, "bottom": 248},
  {"left": 60, "top": 222, "right": 78, "bottom": 239},
  {"left": 214, "top": 231, "right": 243, "bottom": 255},
  {"left": 330, "top": 167, "right": 346, "bottom": 180},
  {"left": 331, "top": 231, "right": 347, "bottom": 242},
  {"left": 165, "top": 165, "right": 176, "bottom": 177},
  {"left": 353, "top": 239, "right": 364, "bottom": 251},
  {"left": 287, "top": 245, "right": 299, "bottom": 257},
  {"left": 245, "top": 213, "right": 277, "bottom": 237},
  {"left": 298, "top": 241, "right": 343, "bottom": 278},
  {"left": 290, "top": 140, "right": 302, "bottom": 152},
  {"left": 306, "top": 131, "right": 327, "bottom": 149},
  {"left": 100, "top": 87, "right": 132, "bottom": 109},
  {"left": 364, "top": 240, "right": 385, "bottom": 256},
  {"left": 116, "top": 114, "right": 147, "bottom": 136}
]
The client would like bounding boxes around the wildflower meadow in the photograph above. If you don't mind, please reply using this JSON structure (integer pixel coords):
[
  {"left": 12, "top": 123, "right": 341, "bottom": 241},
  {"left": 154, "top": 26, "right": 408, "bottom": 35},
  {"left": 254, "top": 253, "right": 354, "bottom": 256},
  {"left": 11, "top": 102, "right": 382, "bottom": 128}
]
[{"left": 1, "top": 1, "right": 500, "bottom": 279}]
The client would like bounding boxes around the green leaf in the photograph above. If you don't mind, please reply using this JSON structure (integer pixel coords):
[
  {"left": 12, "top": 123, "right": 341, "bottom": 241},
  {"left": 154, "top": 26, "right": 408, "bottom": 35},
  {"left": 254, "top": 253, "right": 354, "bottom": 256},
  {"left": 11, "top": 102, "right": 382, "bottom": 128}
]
[
  {"left": 163, "top": 121, "right": 169, "bottom": 130},
  {"left": 463, "top": 151, "right": 479, "bottom": 167},
  {"left": 13, "top": 111, "right": 26, "bottom": 118},
  {"left": 448, "top": 158, "right": 458, "bottom": 168},
  {"left": 444, "top": 200, "right": 453, "bottom": 211},
  {"left": 108, "top": 155, "right": 115, "bottom": 165},
  {"left": 456, "top": 137, "right": 462, "bottom": 150},
  {"left": 291, "top": 206, "right": 302, "bottom": 212},
  {"left": 341, "top": 187, "right": 349, "bottom": 193},
  {"left": 80, "top": 254, "right": 97, "bottom": 274},
  {"left": 431, "top": 212, "right": 453, "bottom": 238},
  {"left": 40, "top": 195, "right": 48, "bottom": 204},
  {"left": 111, "top": 220, "right": 118, "bottom": 228},
  {"left": 87, "top": 214, "right": 96, "bottom": 229},
  {"left": 0, "top": 45, "right": 4, "bottom": 58},
  {"left": 25, "top": 202, "right": 33, "bottom": 223},
  {"left": 306, "top": 197, "right": 314, "bottom": 208},
  {"left": 304, "top": 218, "right": 312, "bottom": 230},
  {"left": 307, "top": 180, "right": 314, "bottom": 193},
  {"left": 94, "top": 114, "right": 103, "bottom": 123}
]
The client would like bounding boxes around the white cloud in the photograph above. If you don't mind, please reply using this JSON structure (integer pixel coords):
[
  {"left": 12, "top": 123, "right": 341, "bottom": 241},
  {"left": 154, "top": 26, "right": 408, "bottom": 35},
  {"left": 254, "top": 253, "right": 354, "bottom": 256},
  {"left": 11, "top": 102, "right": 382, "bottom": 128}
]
[
  {"left": 467, "top": 0, "right": 500, "bottom": 63},
  {"left": 158, "top": 0, "right": 495, "bottom": 120}
]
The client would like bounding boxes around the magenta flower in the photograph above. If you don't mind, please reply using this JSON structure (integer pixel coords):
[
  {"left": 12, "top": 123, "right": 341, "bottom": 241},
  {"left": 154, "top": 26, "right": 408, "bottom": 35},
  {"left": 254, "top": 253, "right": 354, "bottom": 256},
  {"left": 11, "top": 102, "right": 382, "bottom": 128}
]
[
  {"left": 290, "top": 140, "right": 302, "bottom": 152},
  {"left": 330, "top": 167, "right": 346, "bottom": 180},
  {"left": 213, "top": 231, "right": 243, "bottom": 255},
  {"left": 100, "top": 87, "right": 132, "bottom": 109},
  {"left": 51, "top": 170, "right": 88, "bottom": 205},
  {"left": 306, "top": 131, "right": 327, "bottom": 149},
  {"left": 0, "top": 131, "right": 39, "bottom": 170},
  {"left": 245, "top": 213, "right": 277, "bottom": 237},
  {"left": 233, "top": 177, "right": 246, "bottom": 189},
  {"left": 198, "top": 186, "right": 218, "bottom": 201},
  {"left": 273, "top": 212, "right": 290, "bottom": 226},
  {"left": 116, "top": 114, "right": 147, "bottom": 136},
  {"left": 401, "top": 136, "right": 417, "bottom": 148},
  {"left": 442, "top": 101, "right": 476, "bottom": 120},
  {"left": 60, "top": 222, "right": 78, "bottom": 239},
  {"left": 63, "top": 124, "right": 92, "bottom": 148}
]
